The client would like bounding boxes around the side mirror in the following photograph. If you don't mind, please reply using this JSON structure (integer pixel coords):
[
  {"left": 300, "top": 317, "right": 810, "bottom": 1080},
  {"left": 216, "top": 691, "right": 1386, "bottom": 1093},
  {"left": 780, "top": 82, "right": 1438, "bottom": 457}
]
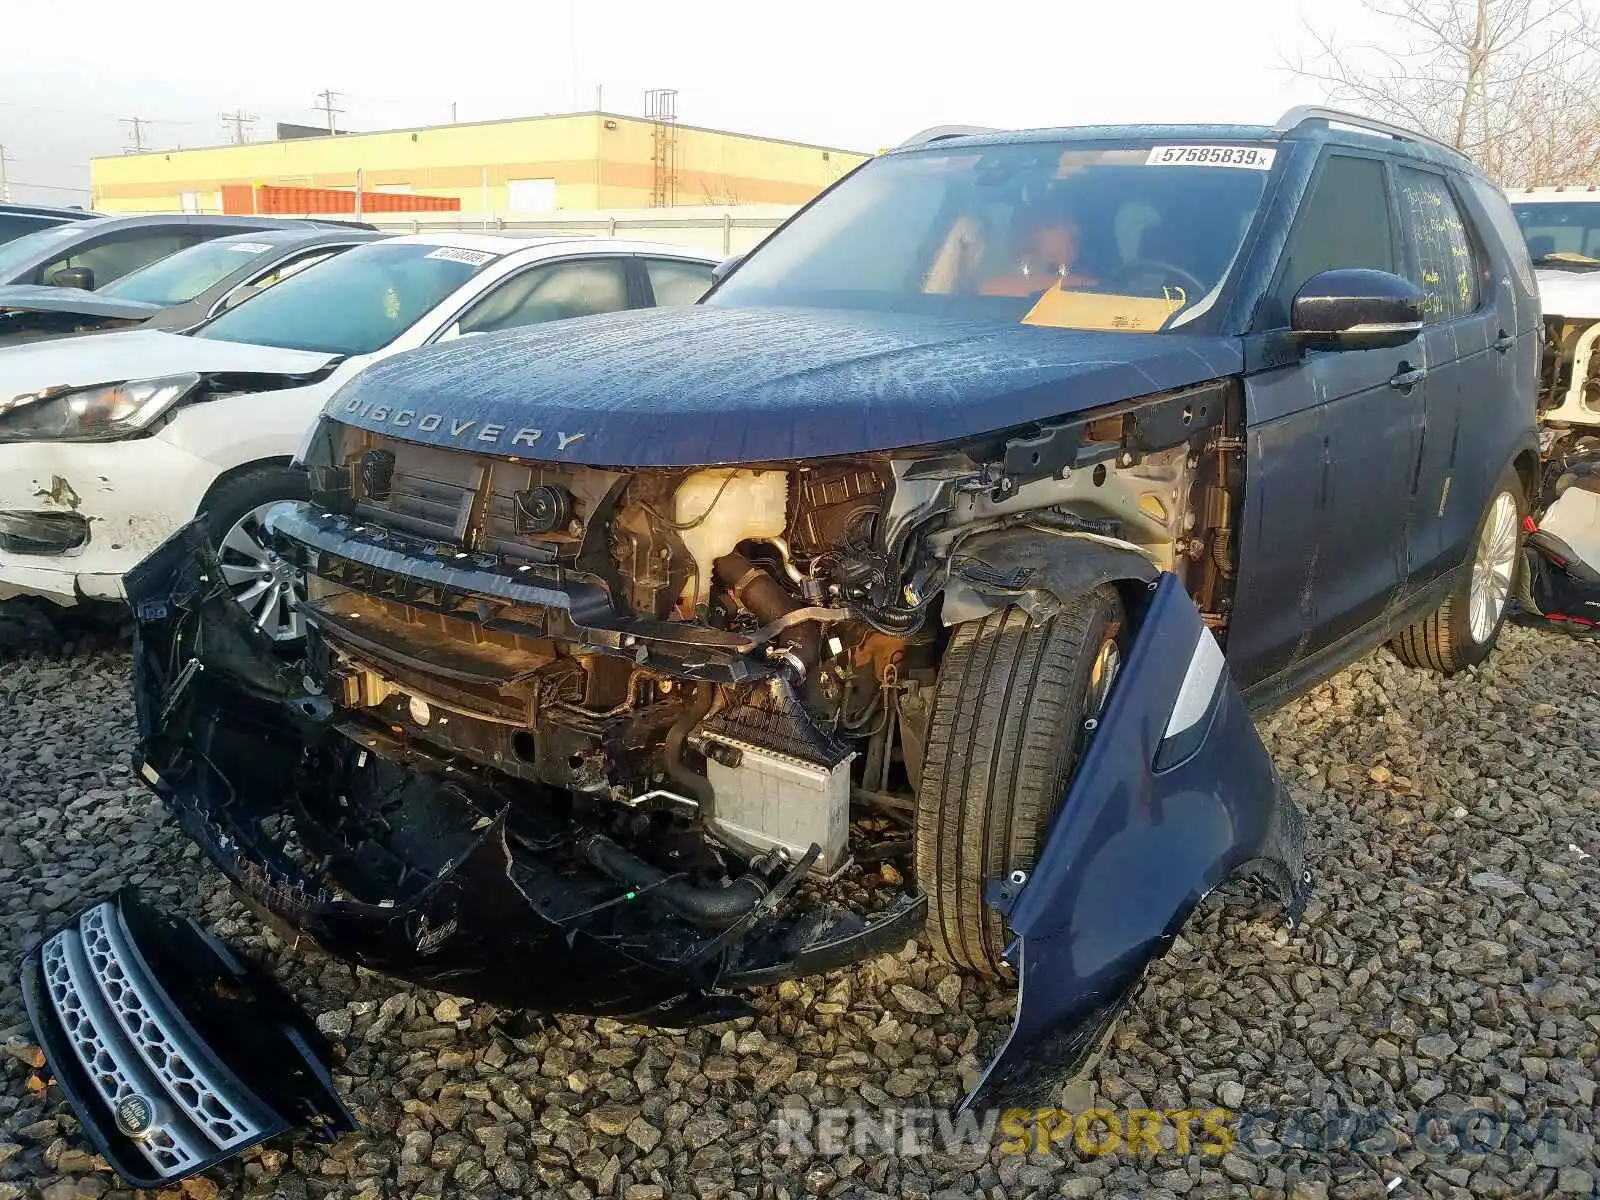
[
  {"left": 47, "top": 266, "right": 95, "bottom": 291},
  {"left": 711, "top": 253, "right": 744, "bottom": 282},
  {"left": 1291, "top": 268, "right": 1424, "bottom": 351}
]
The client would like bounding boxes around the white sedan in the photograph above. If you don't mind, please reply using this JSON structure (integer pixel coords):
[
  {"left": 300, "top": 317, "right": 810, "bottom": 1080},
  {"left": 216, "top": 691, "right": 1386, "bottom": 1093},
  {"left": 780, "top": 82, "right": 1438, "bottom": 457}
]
[{"left": 0, "top": 233, "right": 717, "bottom": 637}]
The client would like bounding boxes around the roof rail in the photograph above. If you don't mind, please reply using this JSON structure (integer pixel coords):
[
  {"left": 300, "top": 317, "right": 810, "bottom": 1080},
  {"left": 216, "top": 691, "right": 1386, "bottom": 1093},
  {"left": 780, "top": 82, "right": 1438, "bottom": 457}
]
[
  {"left": 1274, "top": 105, "right": 1459, "bottom": 157},
  {"left": 896, "top": 125, "right": 1002, "bottom": 149}
]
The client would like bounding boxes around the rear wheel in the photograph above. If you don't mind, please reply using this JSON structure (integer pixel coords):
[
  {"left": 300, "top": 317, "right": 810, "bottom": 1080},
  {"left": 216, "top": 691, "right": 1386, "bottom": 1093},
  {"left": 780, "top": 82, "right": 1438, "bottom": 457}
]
[
  {"left": 198, "top": 465, "right": 310, "bottom": 644},
  {"left": 914, "top": 586, "right": 1124, "bottom": 975},
  {"left": 1390, "top": 468, "right": 1525, "bottom": 674}
]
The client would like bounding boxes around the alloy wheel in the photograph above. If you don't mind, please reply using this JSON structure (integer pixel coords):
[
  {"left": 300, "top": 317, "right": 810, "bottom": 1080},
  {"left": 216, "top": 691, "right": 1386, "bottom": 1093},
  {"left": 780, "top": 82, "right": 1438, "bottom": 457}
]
[
  {"left": 217, "top": 502, "right": 305, "bottom": 642},
  {"left": 1467, "top": 491, "right": 1519, "bottom": 645}
]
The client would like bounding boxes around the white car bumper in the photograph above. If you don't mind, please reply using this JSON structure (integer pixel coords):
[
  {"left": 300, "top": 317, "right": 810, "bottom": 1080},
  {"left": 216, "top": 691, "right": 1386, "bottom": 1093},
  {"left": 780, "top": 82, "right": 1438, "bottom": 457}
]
[{"left": 0, "top": 437, "right": 216, "bottom": 605}]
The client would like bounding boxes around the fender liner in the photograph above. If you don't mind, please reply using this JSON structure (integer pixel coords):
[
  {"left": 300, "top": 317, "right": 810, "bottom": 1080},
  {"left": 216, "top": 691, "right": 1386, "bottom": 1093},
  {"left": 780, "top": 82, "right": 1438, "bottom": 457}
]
[{"left": 941, "top": 525, "right": 1160, "bottom": 626}]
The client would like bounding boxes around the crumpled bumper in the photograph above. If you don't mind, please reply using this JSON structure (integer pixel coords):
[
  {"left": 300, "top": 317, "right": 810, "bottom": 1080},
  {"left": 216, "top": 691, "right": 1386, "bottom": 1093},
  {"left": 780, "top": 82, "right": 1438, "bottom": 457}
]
[
  {"left": 117, "top": 519, "right": 1304, "bottom": 1128},
  {"left": 122, "top": 520, "right": 925, "bottom": 1024}
]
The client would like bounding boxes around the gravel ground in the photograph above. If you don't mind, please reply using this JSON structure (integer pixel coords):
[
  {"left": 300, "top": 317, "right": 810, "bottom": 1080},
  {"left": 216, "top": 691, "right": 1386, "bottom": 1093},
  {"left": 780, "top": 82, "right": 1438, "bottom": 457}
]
[{"left": 0, "top": 615, "right": 1595, "bottom": 1200}]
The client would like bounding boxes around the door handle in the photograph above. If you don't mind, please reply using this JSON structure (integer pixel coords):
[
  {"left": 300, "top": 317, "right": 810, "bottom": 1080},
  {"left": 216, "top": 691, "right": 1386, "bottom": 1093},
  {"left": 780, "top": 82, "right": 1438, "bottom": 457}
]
[
  {"left": 1388, "top": 364, "right": 1427, "bottom": 391},
  {"left": 1493, "top": 330, "right": 1515, "bottom": 354}
]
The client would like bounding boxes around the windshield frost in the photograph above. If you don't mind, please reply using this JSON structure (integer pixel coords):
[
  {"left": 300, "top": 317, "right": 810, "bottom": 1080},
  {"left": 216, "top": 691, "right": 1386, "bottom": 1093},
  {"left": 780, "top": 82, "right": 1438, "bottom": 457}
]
[
  {"left": 709, "top": 141, "right": 1275, "bottom": 332},
  {"left": 100, "top": 237, "right": 278, "bottom": 306},
  {"left": 1512, "top": 202, "right": 1600, "bottom": 265},
  {"left": 194, "top": 241, "right": 496, "bottom": 355}
]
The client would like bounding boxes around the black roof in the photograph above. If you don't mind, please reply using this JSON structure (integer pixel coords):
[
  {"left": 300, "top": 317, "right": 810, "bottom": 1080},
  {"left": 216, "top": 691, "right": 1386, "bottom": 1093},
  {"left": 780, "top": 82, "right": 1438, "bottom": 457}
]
[{"left": 0, "top": 202, "right": 98, "bottom": 221}]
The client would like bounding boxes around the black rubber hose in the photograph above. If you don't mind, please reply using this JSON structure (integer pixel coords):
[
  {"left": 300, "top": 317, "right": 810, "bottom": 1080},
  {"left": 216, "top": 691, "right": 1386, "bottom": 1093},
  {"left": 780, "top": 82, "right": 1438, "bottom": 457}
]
[
  {"left": 662, "top": 683, "right": 715, "bottom": 807},
  {"left": 575, "top": 832, "right": 767, "bottom": 929},
  {"left": 713, "top": 551, "right": 820, "bottom": 667}
]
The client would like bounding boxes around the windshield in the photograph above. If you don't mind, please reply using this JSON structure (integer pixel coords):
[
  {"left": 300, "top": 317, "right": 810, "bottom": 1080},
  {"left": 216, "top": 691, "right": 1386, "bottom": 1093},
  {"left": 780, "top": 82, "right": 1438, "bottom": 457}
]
[
  {"left": 99, "top": 237, "right": 280, "bottom": 305},
  {"left": 194, "top": 241, "right": 497, "bottom": 354},
  {"left": 0, "top": 223, "right": 81, "bottom": 281},
  {"left": 1512, "top": 201, "right": 1600, "bottom": 266},
  {"left": 708, "top": 141, "right": 1276, "bottom": 332}
]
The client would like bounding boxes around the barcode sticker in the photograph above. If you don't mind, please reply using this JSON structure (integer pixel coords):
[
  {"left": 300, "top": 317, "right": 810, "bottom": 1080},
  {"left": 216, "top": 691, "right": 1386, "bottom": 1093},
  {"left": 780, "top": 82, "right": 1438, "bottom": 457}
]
[{"left": 425, "top": 246, "right": 498, "bottom": 266}]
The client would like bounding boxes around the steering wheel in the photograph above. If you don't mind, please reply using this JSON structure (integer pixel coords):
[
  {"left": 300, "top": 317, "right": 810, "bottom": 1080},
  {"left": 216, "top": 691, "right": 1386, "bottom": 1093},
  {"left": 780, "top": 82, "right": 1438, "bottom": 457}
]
[{"left": 1106, "top": 259, "right": 1206, "bottom": 304}]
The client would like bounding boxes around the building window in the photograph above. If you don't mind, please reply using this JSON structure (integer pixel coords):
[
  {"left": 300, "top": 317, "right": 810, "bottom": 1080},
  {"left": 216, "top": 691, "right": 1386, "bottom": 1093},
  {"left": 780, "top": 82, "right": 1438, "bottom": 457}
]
[
  {"left": 507, "top": 178, "right": 557, "bottom": 214},
  {"left": 180, "top": 191, "right": 201, "bottom": 213}
]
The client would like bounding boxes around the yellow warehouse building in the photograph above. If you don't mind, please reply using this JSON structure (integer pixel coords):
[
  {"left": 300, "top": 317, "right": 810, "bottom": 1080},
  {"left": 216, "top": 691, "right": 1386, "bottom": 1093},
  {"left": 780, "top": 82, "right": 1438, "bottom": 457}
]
[{"left": 88, "top": 111, "right": 869, "bottom": 215}]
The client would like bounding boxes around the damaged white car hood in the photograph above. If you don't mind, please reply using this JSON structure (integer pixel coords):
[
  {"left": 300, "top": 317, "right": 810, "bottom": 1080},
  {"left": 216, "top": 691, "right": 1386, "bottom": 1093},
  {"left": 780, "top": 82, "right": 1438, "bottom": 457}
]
[
  {"left": 0, "top": 328, "right": 338, "bottom": 400},
  {"left": 1535, "top": 268, "right": 1600, "bottom": 320}
]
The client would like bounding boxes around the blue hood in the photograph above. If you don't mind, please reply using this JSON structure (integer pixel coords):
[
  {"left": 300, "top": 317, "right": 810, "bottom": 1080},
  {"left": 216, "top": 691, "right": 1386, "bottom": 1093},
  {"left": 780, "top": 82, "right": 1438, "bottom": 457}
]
[{"left": 329, "top": 305, "right": 1243, "bottom": 467}]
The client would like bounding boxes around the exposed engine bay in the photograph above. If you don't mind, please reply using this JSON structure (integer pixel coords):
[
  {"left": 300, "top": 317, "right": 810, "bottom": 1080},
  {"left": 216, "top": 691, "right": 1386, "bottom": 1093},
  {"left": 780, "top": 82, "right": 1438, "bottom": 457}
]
[
  {"left": 1540, "top": 314, "right": 1600, "bottom": 439},
  {"left": 274, "top": 381, "right": 1240, "bottom": 883}
]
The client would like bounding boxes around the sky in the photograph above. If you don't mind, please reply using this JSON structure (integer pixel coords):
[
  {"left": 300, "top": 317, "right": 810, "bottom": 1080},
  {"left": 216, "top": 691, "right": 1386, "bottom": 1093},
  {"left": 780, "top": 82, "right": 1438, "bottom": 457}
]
[{"left": 0, "top": 0, "right": 1380, "bottom": 206}]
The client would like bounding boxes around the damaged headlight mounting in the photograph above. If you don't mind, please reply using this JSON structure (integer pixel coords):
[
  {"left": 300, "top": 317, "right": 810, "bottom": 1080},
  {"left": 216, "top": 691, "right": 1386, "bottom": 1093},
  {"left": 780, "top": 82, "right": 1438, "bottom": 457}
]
[{"left": 0, "top": 372, "right": 200, "bottom": 442}]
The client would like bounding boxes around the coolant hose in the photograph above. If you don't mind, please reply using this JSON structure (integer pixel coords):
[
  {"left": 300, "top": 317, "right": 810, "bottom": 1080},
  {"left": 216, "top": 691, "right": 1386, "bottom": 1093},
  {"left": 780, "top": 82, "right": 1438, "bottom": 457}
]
[
  {"left": 575, "top": 832, "right": 767, "bottom": 929},
  {"left": 662, "top": 683, "right": 715, "bottom": 807},
  {"left": 713, "top": 551, "right": 821, "bottom": 668}
]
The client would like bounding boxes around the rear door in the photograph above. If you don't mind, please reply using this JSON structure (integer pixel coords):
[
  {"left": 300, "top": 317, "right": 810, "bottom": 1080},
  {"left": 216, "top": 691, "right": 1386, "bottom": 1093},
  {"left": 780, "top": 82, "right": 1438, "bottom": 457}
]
[
  {"left": 1231, "top": 151, "right": 1422, "bottom": 688},
  {"left": 1394, "top": 165, "right": 1516, "bottom": 590}
]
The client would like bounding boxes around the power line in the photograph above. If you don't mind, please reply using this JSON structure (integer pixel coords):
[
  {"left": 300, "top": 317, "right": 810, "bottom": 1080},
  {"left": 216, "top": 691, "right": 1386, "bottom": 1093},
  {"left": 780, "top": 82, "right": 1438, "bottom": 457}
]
[
  {"left": 220, "top": 109, "right": 258, "bottom": 144},
  {"left": 6, "top": 179, "right": 91, "bottom": 195},
  {"left": 313, "top": 89, "right": 344, "bottom": 135},
  {"left": 120, "top": 116, "right": 150, "bottom": 153}
]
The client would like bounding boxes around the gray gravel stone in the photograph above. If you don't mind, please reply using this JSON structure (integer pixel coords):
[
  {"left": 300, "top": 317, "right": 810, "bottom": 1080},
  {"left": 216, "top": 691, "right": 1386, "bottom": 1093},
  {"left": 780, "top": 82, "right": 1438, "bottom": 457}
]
[{"left": 1, "top": 623, "right": 1594, "bottom": 1200}]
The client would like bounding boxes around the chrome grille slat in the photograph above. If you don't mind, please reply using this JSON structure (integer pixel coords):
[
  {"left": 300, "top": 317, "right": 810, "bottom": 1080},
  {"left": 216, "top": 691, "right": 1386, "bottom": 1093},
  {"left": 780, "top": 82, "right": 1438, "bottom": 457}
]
[
  {"left": 80, "top": 905, "right": 266, "bottom": 1151},
  {"left": 41, "top": 928, "right": 206, "bottom": 1178}
]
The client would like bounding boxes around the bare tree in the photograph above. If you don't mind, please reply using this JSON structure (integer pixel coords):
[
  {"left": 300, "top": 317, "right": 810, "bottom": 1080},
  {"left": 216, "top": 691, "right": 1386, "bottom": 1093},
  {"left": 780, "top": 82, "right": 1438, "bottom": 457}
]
[{"left": 1292, "top": 0, "right": 1600, "bottom": 185}]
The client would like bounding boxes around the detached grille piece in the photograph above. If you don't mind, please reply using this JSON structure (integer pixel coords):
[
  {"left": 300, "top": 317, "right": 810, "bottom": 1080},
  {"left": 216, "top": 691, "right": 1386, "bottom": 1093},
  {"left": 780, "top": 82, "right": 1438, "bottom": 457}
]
[{"left": 22, "top": 892, "right": 354, "bottom": 1187}]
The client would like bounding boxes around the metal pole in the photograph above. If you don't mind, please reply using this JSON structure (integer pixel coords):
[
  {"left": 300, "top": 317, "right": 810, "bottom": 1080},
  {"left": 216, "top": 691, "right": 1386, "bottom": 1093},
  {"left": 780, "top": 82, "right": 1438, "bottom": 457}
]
[
  {"left": 355, "top": 168, "right": 364, "bottom": 221},
  {"left": 481, "top": 167, "right": 490, "bottom": 229},
  {"left": 0, "top": 146, "right": 10, "bottom": 203}
]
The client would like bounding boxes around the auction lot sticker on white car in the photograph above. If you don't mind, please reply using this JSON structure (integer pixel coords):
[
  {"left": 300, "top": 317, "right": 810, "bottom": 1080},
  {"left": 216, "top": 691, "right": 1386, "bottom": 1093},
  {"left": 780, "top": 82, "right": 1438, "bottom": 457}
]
[
  {"left": 228, "top": 242, "right": 275, "bottom": 254},
  {"left": 425, "top": 247, "right": 498, "bottom": 266},
  {"left": 1146, "top": 145, "right": 1276, "bottom": 170}
]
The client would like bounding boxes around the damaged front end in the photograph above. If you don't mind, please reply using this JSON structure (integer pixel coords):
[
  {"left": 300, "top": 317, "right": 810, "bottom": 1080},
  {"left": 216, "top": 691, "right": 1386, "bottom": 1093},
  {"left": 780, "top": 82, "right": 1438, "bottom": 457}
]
[
  {"left": 102, "top": 373, "right": 1307, "bottom": 1153},
  {"left": 123, "top": 522, "right": 925, "bottom": 1025}
]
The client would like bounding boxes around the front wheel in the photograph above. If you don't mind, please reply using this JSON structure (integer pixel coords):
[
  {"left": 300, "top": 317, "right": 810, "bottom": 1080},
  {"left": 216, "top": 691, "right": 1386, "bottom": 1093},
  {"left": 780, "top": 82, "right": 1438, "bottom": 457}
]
[
  {"left": 198, "top": 465, "right": 311, "bottom": 645},
  {"left": 1390, "top": 467, "right": 1526, "bottom": 673},
  {"left": 914, "top": 587, "right": 1125, "bottom": 975}
]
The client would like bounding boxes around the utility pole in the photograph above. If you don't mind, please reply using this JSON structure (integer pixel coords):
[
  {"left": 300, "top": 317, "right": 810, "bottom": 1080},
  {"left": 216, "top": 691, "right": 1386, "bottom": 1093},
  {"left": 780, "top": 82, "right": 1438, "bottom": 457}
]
[
  {"left": 220, "top": 110, "right": 257, "bottom": 144},
  {"left": 314, "top": 89, "right": 343, "bottom": 135},
  {"left": 120, "top": 117, "right": 150, "bottom": 153},
  {"left": 0, "top": 145, "right": 11, "bottom": 202}
]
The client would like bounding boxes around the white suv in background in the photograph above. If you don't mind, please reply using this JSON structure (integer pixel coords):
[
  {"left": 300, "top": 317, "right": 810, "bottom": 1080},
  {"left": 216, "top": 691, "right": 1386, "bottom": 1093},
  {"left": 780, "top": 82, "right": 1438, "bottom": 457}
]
[
  {"left": 0, "top": 234, "right": 716, "bottom": 637},
  {"left": 1508, "top": 187, "right": 1600, "bottom": 433}
]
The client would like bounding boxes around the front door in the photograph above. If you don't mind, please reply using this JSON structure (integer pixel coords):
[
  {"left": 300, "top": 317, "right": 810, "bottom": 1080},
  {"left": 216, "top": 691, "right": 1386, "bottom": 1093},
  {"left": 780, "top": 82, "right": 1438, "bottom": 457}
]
[{"left": 1231, "top": 151, "right": 1423, "bottom": 689}]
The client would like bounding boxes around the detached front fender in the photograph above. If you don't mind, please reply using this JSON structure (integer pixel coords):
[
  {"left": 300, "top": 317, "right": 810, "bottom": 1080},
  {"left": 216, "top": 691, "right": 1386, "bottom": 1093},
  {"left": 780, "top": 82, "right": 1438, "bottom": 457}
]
[{"left": 963, "top": 573, "right": 1309, "bottom": 1111}]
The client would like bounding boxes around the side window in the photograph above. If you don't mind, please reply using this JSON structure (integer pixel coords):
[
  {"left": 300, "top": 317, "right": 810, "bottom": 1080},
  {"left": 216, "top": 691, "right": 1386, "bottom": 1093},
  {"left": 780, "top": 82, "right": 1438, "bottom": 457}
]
[
  {"left": 1395, "top": 167, "right": 1481, "bottom": 322},
  {"left": 456, "top": 258, "right": 630, "bottom": 335},
  {"left": 249, "top": 248, "right": 339, "bottom": 290},
  {"left": 1263, "top": 155, "right": 1394, "bottom": 328},
  {"left": 40, "top": 232, "right": 186, "bottom": 287},
  {"left": 645, "top": 258, "right": 714, "bottom": 306},
  {"left": 0, "top": 214, "right": 52, "bottom": 245}
]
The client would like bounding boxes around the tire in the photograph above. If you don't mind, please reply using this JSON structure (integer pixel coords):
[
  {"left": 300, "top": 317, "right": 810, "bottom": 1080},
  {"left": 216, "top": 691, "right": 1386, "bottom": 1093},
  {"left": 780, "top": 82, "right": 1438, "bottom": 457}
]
[
  {"left": 1390, "top": 466, "right": 1526, "bottom": 674},
  {"left": 197, "top": 464, "right": 310, "bottom": 645},
  {"left": 914, "top": 586, "right": 1125, "bottom": 975}
]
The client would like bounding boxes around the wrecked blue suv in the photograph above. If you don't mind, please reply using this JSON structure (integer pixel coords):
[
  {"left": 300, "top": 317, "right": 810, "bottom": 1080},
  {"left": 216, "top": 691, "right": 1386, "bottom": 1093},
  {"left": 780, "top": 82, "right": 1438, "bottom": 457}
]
[{"left": 27, "top": 107, "right": 1542, "bottom": 1185}]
